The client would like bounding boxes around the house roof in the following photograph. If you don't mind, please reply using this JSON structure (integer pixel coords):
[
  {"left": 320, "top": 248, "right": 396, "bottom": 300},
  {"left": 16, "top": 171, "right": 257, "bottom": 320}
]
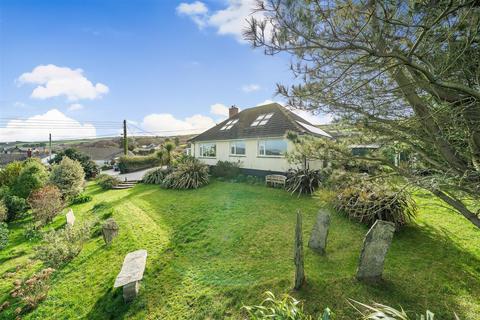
[
  {"left": 189, "top": 103, "right": 332, "bottom": 142},
  {"left": 75, "top": 146, "right": 132, "bottom": 160}
]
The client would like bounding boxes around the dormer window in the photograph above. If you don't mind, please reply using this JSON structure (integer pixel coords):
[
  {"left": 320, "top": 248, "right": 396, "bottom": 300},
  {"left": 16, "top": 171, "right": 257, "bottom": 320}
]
[
  {"left": 250, "top": 113, "right": 274, "bottom": 127},
  {"left": 220, "top": 119, "right": 239, "bottom": 131}
]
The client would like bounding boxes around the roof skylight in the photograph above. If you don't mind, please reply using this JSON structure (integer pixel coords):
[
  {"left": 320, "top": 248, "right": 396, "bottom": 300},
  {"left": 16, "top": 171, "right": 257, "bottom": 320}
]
[
  {"left": 250, "top": 113, "right": 274, "bottom": 127},
  {"left": 220, "top": 119, "right": 238, "bottom": 131}
]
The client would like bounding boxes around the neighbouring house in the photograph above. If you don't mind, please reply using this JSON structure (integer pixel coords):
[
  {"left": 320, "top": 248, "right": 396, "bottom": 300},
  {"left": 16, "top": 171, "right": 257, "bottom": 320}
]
[
  {"left": 188, "top": 103, "right": 332, "bottom": 176},
  {"left": 75, "top": 146, "right": 133, "bottom": 166}
]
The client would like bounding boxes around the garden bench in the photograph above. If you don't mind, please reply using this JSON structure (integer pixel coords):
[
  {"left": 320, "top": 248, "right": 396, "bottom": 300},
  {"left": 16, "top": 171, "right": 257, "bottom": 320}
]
[
  {"left": 114, "top": 249, "right": 148, "bottom": 303},
  {"left": 265, "top": 174, "right": 287, "bottom": 188}
]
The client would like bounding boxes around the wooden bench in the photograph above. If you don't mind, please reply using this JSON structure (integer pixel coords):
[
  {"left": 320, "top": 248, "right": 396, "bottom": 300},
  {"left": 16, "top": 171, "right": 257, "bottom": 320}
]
[
  {"left": 114, "top": 249, "right": 148, "bottom": 303},
  {"left": 265, "top": 174, "right": 287, "bottom": 188}
]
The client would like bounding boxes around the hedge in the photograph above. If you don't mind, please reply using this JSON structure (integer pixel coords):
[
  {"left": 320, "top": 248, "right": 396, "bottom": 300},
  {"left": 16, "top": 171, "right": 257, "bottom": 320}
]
[{"left": 117, "top": 154, "right": 161, "bottom": 173}]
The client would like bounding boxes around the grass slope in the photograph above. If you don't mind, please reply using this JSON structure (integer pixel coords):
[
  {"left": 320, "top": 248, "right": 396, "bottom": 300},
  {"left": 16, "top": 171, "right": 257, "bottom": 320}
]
[{"left": 0, "top": 181, "right": 479, "bottom": 319}]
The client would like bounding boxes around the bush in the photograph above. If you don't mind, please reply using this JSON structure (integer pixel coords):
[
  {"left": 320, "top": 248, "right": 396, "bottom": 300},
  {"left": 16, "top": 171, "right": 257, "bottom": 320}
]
[
  {"left": 0, "top": 222, "right": 8, "bottom": 250},
  {"left": 1, "top": 190, "right": 28, "bottom": 222},
  {"left": 28, "top": 185, "right": 64, "bottom": 226},
  {"left": 0, "top": 200, "right": 6, "bottom": 222},
  {"left": 70, "top": 193, "right": 92, "bottom": 204},
  {"left": 286, "top": 168, "right": 326, "bottom": 196},
  {"left": 0, "top": 161, "right": 23, "bottom": 187},
  {"left": 333, "top": 181, "right": 417, "bottom": 228},
  {"left": 35, "top": 223, "right": 91, "bottom": 267},
  {"left": 12, "top": 159, "right": 49, "bottom": 199},
  {"left": 96, "top": 174, "right": 120, "bottom": 190},
  {"left": 142, "top": 167, "right": 172, "bottom": 184},
  {"left": 117, "top": 154, "right": 161, "bottom": 173},
  {"left": 49, "top": 148, "right": 99, "bottom": 179},
  {"left": 24, "top": 223, "right": 42, "bottom": 241},
  {"left": 50, "top": 157, "right": 85, "bottom": 199},
  {"left": 162, "top": 157, "right": 209, "bottom": 189},
  {"left": 211, "top": 160, "right": 242, "bottom": 179},
  {"left": 10, "top": 268, "right": 55, "bottom": 313}
]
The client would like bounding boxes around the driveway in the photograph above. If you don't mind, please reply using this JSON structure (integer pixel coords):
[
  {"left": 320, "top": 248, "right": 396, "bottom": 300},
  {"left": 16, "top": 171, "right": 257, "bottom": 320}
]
[{"left": 101, "top": 167, "right": 161, "bottom": 181}]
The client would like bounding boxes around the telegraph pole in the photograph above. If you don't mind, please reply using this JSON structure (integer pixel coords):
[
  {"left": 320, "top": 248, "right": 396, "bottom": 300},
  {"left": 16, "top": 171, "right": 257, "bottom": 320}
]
[
  {"left": 49, "top": 133, "right": 52, "bottom": 159},
  {"left": 123, "top": 120, "right": 128, "bottom": 156}
]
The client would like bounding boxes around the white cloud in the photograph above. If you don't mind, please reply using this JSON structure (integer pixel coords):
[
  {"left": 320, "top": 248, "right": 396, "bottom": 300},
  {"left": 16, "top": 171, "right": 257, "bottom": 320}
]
[
  {"left": 177, "top": 0, "right": 264, "bottom": 42},
  {"left": 176, "top": 1, "right": 208, "bottom": 15},
  {"left": 209, "top": 103, "right": 229, "bottom": 117},
  {"left": 68, "top": 103, "right": 84, "bottom": 111},
  {"left": 18, "top": 64, "right": 109, "bottom": 101},
  {"left": 141, "top": 113, "right": 216, "bottom": 136},
  {"left": 0, "top": 109, "right": 96, "bottom": 142},
  {"left": 241, "top": 84, "right": 260, "bottom": 93},
  {"left": 176, "top": 1, "right": 209, "bottom": 28}
]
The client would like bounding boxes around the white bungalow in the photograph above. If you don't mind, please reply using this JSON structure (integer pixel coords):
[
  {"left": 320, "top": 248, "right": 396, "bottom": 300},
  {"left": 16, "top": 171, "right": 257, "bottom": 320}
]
[{"left": 188, "top": 103, "right": 332, "bottom": 175}]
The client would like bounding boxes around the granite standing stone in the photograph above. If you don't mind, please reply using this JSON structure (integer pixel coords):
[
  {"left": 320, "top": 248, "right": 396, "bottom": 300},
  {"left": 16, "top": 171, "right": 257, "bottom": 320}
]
[
  {"left": 66, "top": 209, "right": 75, "bottom": 227},
  {"left": 308, "top": 210, "right": 330, "bottom": 255},
  {"left": 102, "top": 218, "right": 119, "bottom": 244},
  {"left": 114, "top": 249, "right": 148, "bottom": 303},
  {"left": 356, "top": 220, "right": 396, "bottom": 282},
  {"left": 293, "top": 210, "right": 305, "bottom": 290}
]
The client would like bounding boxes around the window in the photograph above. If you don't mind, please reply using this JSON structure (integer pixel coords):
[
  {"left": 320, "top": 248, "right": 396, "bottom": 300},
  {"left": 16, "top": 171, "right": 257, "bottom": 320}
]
[
  {"left": 250, "top": 113, "right": 274, "bottom": 127},
  {"left": 230, "top": 141, "right": 246, "bottom": 155},
  {"left": 199, "top": 143, "right": 216, "bottom": 157},
  {"left": 258, "top": 139, "right": 287, "bottom": 156},
  {"left": 220, "top": 119, "right": 239, "bottom": 131}
]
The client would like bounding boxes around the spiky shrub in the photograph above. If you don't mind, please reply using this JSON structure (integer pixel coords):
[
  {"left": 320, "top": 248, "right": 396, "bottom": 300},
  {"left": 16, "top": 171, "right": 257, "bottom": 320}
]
[
  {"left": 286, "top": 168, "right": 325, "bottom": 196},
  {"left": 96, "top": 174, "right": 120, "bottom": 190},
  {"left": 333, "top": 181, "right": 417, "bottom": 228},
  {"left": 349, "top": 300, "right": 442, "bottom": 320},
  {"left": 163, "top": 157, "right": 209, "bottom": 190},
  {"left": 243, "top": 291, "right": 332, "bottom": 320},
  {"left": 142, "top": 167, "right": 172, "bottom": 184},
  {"left": 211, "top": 160, "right": 242, "bottom": 179}
]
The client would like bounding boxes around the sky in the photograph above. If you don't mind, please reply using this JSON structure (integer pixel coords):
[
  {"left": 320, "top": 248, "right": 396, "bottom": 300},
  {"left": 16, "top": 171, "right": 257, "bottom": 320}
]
[{"left": 0, "top": 0, "right": 332, "bottom": 142}]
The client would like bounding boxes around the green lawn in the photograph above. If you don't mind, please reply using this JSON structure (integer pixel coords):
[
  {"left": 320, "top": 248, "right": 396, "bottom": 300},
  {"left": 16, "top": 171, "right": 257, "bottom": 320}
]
[{"left": 1, "top": 181, "right": 479, "bottom": 319}]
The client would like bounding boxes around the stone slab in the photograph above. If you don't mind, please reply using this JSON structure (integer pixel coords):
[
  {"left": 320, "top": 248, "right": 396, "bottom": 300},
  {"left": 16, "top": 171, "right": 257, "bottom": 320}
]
[
  {"left": 356, "top": 220, "right": 395, "bottom": 281},
  {"left": 114, "top": 249, "right": 148, "bottom": 288},
  {"left": 308, "top": 210, "right": 330, "bottom": 255}
]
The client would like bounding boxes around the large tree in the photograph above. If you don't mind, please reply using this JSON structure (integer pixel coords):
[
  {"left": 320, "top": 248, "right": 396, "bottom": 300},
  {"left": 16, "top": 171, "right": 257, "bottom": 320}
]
[{"left": 245, "top": 0, "right": 480, "bottom": 227}]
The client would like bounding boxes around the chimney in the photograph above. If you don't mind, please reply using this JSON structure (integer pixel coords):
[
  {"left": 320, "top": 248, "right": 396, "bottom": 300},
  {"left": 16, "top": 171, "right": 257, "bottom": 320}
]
[{"left": 229, "top": 105, "right": 239, "bottom": 118}]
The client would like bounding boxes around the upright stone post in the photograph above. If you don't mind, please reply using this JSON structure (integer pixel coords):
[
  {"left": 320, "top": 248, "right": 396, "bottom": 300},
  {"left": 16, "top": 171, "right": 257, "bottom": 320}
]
[
  {"left": 308, "top": 210, "right": 330, "bottom": 255},
  {"left": 293, "top": 210, "right": 305, "bottom": 290},
  {"left": 356, "top": 220, "right": 395, "bottom": 282},
  {"left": 66, "top": 209, "right": 75, "bottom": 227},
  {"left": 102, "top": 218, "right": 119, "bottom": 245}
]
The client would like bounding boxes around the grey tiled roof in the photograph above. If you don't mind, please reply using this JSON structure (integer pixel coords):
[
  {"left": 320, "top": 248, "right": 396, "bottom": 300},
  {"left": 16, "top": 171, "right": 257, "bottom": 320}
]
[{"left": 189, "top": 103, "right": 330, "bottom": 142}]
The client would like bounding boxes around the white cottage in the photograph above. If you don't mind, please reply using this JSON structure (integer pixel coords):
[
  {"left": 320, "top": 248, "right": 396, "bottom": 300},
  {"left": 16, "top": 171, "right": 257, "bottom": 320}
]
[{"left": 189, "top": 103, "right": 332, "bottom": 175}]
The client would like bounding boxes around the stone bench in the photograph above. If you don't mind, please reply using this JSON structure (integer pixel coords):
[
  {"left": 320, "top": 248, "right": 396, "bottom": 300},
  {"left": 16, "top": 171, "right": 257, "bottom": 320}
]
[
  {"left": 114, "top": 249, "right": 148, "bottom": 303},
  {"left": 265, "top": 174, "right": 287, "bottom": 188}
]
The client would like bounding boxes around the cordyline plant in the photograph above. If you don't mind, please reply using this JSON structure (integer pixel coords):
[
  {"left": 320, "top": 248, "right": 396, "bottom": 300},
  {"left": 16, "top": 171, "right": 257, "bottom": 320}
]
[{"left": 245, "top": 0, "right": 480, "bottom": 228}]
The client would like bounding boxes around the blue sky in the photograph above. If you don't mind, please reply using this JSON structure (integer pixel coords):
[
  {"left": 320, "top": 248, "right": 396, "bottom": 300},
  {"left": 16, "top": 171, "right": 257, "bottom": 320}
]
[{"left": 0, "top": 0, "right": 331, "bottom": 142}]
